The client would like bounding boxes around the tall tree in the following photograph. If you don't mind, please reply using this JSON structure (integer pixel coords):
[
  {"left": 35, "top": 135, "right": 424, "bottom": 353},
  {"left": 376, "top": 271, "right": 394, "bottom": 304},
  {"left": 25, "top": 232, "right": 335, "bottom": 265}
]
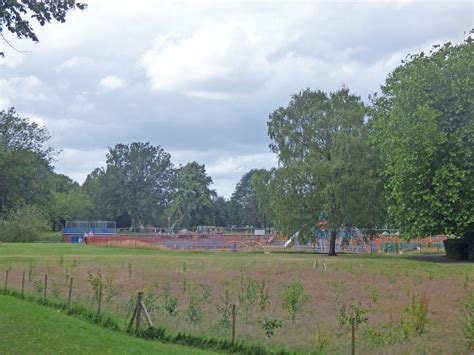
[
  {"left": 167, "top": 162, "right": 216, "bottom": 227},
  {"left": 0, "top": 108, "right": 53, "bottom": 213},
  {"left": 370, "top": 37, "right": 474, "bottom": 238},
  {"left": 230, "top": 169, "right": 267, "bottom": 227},
  {"left": 266, "top": 87, "right": 384, "bottom": 255},
  {"left": 83, "top": 142, "right": 174, "bottom": 227},
  {"left": 213, "top": 195, "right": 232, "bottom": 227}
]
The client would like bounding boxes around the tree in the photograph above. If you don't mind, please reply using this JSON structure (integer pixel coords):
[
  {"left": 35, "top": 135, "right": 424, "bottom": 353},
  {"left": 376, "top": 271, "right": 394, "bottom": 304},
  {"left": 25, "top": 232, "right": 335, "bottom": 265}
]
[
  {"left": 213, "top": 195, "right": 232, "bottom": 227},
  {"left": 167, "top": 162, "right": 216, "bottom": 227},
  {"left": 370, "top": 37, "right": 474, "bottom": 238},
  {"left": 230, "top": 169, "right": 267, "bottom": 227},
  {"left": 83, "top": 143, "right": 174, "bottom": 227},
  {"left": 265, "top": 87, "right": 384, "bottom": 255},
  {"left": 0, "top": 107, "right": 52, "bottom": 160},
  {"left": 0, "top": 108, "right": 53, "bottom": 213},
  {"left": 251, "top": 169, "right": 275, "bottom": 226},
  {"left": 45, "top": 172, "right": 88, "bottom": 230},
  {"left": 0, "top": 205, "right": 47, "bottom": 242},
  {"left": 0, "top": 0, "right": 87, "bottom": 56}
]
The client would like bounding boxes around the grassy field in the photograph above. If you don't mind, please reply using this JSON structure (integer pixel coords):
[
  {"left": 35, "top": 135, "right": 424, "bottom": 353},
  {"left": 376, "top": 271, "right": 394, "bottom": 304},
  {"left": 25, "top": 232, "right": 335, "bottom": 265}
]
[
  {"left": 0, "top": 294, "right": 212, "bottom": 354},
  {"left": 0, "top": 243, "right": 472, "bottom": 354}
]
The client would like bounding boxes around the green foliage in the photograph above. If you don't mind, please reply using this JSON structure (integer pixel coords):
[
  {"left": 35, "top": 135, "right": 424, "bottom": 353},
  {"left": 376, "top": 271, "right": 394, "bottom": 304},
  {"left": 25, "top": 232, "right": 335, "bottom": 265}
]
[
  {"left": 262, "top": 87, "right": 385, "bottom": 252},
  {"left": 230, "top": 169, "right": 267, "bottom": 227},
  {"left": 259, "top": 280, "right": 271, "bottom": 312},
  {"left": 87, "top": 271, "right": 116, "bottom": 305},
  {"left": 0, "top": 1, "right": 87, "bottom": 44},
  {"left": 280, "top": 279, "right": 309, "bottom": 324},
  {"left": 370, "top": 38, "right": 474, "bottom": 238},
  {"left": 0, "top": 205, "right": 47, "bottom": 242},
  {"left": 313, "top": 323, "right": 333, "bottom": 353},
  {"left": 185, "top": 284, "right": 211, "bottom": 324},
  {"left": 401, "top": 292, "right": 430, "bottom": 337},
  {"left": 462, "top": 293, "right": 474, "bottom": 350},
  {"left": 364, "top": 285, "right": 379, "bottom": 305},
  {"left": 185, "top": 292, "right": 204, "bottom": 324},
  {"left": 161, "top": 281, "right": 180, "bottom": 316},
  {"left": 326, "top": 280, "right": 348, "bottom": 305},
  {"left": 216, "top": 281, "right": 233, "bottom": 329},
  {"left": 83, "top": 142, "right": 174, "bottom": 226},
  {"left": 349, "top": 303, "right": 371, "bottom": 325},
  {"left": 239, "top": 275, "right": 260, "bottom": 323},
  {"left": 125, "top": 292, "right": 158, "bottom": 325},
  {"left": 259, "top": 316, "right": 283, "bottom": 338},
  {"left": 48, "top": 189, "right": 93, "bottom": 230},
  {"left": 166, "top": 161, "right": 216, "bottom": 227},
  {"left": 362, "top": 324, "right": 405, "bottom": 346},
  {"left": 0, "top": 107, "right": 52, "bottom": 159}
]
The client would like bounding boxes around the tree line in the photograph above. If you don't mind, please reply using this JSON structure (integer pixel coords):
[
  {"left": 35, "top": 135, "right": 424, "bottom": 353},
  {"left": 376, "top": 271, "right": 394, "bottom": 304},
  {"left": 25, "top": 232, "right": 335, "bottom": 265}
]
[{"left": 1, "top": 36, "right": 472, "bottom": 248}]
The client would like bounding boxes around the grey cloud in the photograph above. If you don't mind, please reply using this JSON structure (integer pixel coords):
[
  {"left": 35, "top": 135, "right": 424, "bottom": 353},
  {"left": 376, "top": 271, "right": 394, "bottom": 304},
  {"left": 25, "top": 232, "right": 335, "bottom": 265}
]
[{"left": 1, "top": 1, "right": 470, "bottom": 197}]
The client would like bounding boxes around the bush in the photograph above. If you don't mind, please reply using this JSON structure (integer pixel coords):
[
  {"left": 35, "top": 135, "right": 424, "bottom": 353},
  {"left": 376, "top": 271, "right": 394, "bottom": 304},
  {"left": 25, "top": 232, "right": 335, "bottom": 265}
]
[
  {"left": 280, "top": 279, "right": 309, "bottom": 324},
  {"left": 0, "top": 205, "right": 47, "bottom": 242},
  {"left": 401, "top": 292, "right": 429, "bottom": 337}
]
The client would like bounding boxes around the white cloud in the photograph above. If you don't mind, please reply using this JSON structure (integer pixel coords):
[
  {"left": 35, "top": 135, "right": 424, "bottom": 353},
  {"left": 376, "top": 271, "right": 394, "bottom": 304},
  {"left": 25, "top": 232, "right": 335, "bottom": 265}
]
[
  {"left": 54, "top": 148, "right": 107, "bottom": 183},
  {"left": 207, "top": 153, "right": 277, "bottom": 177},
  {"left": 0, "top": 76, "right": 48, "bottom": 106},
  {"left": 99, "top": 75, "right": 127, "bottom": 91},
  {"left": 56, "top": 56, "right": 94, "bottom": 71}
]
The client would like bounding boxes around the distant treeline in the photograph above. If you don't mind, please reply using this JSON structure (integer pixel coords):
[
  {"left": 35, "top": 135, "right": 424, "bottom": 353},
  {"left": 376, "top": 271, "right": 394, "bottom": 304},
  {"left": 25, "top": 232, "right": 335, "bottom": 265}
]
[{"left": 0, "top": 36, "right": 472, "bottom": 246}]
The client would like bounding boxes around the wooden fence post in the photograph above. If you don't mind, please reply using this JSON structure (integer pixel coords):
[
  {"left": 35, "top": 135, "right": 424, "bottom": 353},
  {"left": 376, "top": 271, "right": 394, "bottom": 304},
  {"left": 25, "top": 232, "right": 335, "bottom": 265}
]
[
  {"left": 21, "top": 271, "right": 25, "bottom": 294},
  {"left": 4, "top": 269, "right": 9, "bottom": 289},
  {"left": 232, "top": 304, "right": 236, "bottom": 347},
  {"left": 136, "top": 291, "right": 143, "bottom": 334},
  {"left": 351, "top": 315, "right": 356, "bottom": 355},
  {"left": 43, "top": 274, "right": 48, "bottom": 300},
  {"left": 68, "top": 277, "right": 73, "bottom": 306}
]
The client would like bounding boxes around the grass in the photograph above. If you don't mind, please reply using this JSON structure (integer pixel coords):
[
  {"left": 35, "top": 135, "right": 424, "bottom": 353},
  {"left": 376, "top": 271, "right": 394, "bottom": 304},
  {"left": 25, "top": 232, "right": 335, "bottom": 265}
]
[
  {"left": 0, "top": 243, "right": 473, "bottom": 354},
  {"left": 0, "top": 294, "right": 213, "bottom": 354}
]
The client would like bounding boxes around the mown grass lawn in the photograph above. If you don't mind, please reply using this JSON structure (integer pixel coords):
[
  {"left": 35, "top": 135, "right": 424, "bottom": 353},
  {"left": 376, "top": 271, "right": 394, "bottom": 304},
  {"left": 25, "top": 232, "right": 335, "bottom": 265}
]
[{"left": 0, "top": 294, "right": 212, "bottom": 354}]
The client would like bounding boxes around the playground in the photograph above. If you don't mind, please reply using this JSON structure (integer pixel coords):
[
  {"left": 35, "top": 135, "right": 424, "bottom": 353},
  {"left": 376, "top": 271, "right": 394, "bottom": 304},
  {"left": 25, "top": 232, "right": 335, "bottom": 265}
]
[
  {"left": 62, "top": 221, "right": 446, "bottom": 255},
  {"left": 1, "top": 243, "right": 472, "bottom": 354}
]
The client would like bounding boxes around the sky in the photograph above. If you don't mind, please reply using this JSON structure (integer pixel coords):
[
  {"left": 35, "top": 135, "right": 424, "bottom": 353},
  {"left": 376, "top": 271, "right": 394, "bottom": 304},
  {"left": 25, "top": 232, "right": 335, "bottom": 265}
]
[{"left": 0, "top": 0, "right": 472, "bottom": 198}]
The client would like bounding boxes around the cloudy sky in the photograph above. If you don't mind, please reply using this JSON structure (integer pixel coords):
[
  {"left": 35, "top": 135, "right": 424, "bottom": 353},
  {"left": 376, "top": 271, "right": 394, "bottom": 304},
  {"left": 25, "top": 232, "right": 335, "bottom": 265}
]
[{"left": 1, "top": 0, "right": 472, "bottom": 197}]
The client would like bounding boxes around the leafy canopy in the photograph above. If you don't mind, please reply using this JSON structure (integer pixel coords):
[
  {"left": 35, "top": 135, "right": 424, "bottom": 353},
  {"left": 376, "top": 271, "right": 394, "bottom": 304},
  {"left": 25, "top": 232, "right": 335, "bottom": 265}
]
[{"left": 370, "top": 37, "right": 474, "bottom": 237}]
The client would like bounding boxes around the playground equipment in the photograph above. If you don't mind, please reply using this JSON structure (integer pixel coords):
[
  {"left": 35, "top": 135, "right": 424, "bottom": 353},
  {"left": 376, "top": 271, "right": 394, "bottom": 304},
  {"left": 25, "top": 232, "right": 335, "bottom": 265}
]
[{"left": 284, "top": 230, "right": 300, "bottom": 248}]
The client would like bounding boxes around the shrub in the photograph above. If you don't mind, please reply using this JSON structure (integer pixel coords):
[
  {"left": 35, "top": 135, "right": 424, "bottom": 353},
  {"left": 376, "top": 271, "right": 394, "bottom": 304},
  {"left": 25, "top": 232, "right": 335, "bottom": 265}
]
[
  {"left": 280, "top": 279, "right": 309, "bottom": 324},
  {"left": 401, "top": 292, "right": 429, "bottom": 337},
  {"left": 216, "top": 281, "right": 233, "bottom": 329},
  {"left": 313, "top": 323, "right": 332, "bottom": 353},
  {"left": 0, "top": 205, "right": 47, "bottom": 242},
  {"left": 259, "top": 316, "right": 283, "bottom": 338},
  {"left": 239, "top": 275, "right": 259, "bottom": 323},
  {"left": 160, "top": 281, "right": 179, "bottom": 316}
]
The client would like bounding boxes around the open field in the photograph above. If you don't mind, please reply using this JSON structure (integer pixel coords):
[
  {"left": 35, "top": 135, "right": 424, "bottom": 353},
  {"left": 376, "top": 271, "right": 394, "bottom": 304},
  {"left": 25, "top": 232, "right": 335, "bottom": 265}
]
[
  {"left": 0, "top": 294, "right": 212, "bottom": 354},
  {"left": 0, "top": 243, "right": 473, "bottom": 354}
]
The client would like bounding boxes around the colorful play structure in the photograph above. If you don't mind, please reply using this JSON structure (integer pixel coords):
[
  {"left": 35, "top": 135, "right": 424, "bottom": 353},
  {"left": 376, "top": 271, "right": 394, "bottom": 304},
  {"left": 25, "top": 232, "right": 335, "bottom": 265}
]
[{"left": 63, "top": 221, "right": 446, "bottom": 254}]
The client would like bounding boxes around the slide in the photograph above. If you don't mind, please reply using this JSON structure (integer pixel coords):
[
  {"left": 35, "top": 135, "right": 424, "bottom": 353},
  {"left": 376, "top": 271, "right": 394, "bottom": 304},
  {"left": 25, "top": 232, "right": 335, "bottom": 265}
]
[{"left": 284, "top": 230, "right": 300, "bottom": 248}]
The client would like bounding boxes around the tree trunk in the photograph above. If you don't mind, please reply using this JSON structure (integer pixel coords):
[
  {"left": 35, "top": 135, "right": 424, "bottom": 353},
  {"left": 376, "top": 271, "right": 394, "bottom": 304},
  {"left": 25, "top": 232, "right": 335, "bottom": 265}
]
[{"left": 329, "top": 229, "right": 337, "bottom": 256}]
